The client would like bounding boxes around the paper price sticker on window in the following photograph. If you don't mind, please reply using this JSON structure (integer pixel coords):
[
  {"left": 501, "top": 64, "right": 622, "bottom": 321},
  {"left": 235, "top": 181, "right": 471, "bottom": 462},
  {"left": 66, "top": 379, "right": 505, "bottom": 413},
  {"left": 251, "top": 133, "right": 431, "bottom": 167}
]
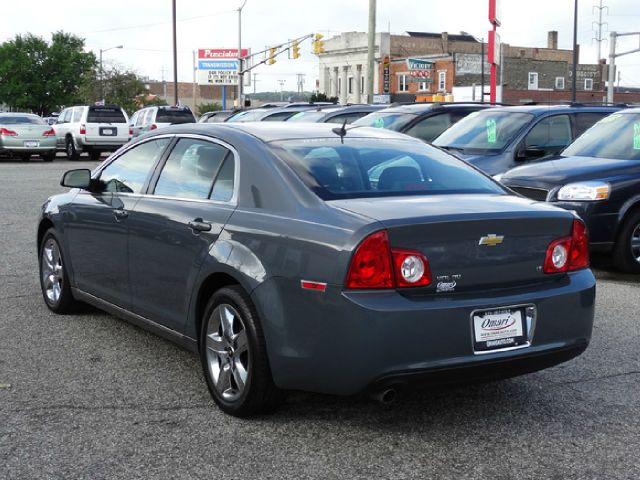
[
  {"left": 486, "top": 119, "right": 497, "bottom": 144},
  {"left": 634, "top": 123, "right": 640, "bottom": 150}
]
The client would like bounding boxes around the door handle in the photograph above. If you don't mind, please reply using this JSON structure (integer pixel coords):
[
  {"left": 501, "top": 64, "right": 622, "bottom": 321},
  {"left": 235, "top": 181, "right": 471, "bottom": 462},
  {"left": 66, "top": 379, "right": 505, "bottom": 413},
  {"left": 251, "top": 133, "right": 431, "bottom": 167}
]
[
  {"left": 188, "top": 218, "right": 212, "bottom": 232},
  {"left": 113, "top": 209, "right": 129, "bottom": 220}
]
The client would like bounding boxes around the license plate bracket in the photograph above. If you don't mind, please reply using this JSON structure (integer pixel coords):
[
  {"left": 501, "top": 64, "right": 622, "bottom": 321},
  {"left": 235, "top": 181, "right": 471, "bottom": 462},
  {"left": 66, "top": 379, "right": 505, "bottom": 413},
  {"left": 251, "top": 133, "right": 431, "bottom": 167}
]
[{"left": 472, "top": 307, "right": 528, "bottom": 353}]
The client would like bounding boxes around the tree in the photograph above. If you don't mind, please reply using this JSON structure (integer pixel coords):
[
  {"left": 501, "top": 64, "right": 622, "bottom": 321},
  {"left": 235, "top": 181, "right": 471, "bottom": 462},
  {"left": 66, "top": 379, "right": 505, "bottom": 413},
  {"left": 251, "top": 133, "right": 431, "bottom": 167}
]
[
  {"left": 197, "top": 102, "right": 222, "bottom": 116},
  {"left": 0, "top": 32, "right": 95, "bottom": 115},
  {"left": 310, "top": 92, "right": 338, "bottom": 103}
]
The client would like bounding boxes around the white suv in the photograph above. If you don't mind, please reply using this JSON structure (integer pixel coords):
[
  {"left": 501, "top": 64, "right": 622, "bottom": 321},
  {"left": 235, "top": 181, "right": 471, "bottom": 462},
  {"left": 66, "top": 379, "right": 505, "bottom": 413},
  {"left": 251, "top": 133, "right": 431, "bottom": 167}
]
[
  {"left": 129, "top": 105, "right": 196, "bottom": 138},
  {"left": 54, "top": 105, "right": 131, "bottom": 160}
]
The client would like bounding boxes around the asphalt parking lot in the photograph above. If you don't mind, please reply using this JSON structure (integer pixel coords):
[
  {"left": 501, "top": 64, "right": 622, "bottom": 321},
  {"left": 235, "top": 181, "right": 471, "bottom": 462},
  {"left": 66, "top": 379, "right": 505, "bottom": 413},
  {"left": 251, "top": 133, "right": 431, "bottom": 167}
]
[{"left": 1, "top": 157, "right": 639, "bottom": 480}]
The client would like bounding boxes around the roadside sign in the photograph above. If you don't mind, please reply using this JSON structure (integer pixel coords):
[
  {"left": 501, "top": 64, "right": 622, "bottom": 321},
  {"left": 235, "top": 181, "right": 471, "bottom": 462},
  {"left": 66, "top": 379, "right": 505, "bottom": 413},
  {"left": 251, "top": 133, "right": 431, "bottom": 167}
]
[
  {"left": 197, "top": 49, "right": 247, "bottom": 86},
  {"left": 406, "top": 58, "right": 433, "bottom": 71}
]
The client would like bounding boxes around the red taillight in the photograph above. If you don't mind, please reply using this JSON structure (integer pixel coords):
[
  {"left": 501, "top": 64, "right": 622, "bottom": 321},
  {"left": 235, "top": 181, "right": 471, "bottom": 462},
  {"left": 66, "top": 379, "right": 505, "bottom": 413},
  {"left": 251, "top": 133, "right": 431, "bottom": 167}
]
[
  {"left": 346, "top": 231, "right": 394, "bottom": 289},
  {"left": 43, "top": 128, "right": 55, "bottom": 136},
  {"left": 392, "top": 249, "right": 432, "bottom": 287},
  {"left": 544, "top": 219, "right": 589, "bottom": 273},
  {"left": 129, "top": 127, "right": 133, "bottom": 136},
  {"left": 150, "top": 123, "right": 158, "bottom": 130},
  {"left": 345, "top": 230, "right": 431, "bottom": 289},
  {"left": 568, "top": 219, "right": 589, "bottom": 270},
  {"left": 0, "top": 128, "right": 17, "bottom": 136},
  {"left": 79, "top": 124, "right": 86, "bottom": 135}
]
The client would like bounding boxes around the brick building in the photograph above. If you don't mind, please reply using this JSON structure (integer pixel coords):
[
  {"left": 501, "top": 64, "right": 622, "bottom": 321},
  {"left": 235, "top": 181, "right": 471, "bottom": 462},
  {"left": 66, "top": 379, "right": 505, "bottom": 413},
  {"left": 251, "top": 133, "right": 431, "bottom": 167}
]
[
  {"left": 144, "top": 81, "right": 235, "bottom": 110},
  {"left": 317, "top": 31, "right": 640, "bottom": 104}
]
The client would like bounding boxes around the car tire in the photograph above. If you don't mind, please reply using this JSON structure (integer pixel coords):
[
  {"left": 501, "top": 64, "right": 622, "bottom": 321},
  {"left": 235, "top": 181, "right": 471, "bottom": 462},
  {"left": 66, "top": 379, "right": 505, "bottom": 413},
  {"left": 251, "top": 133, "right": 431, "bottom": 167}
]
[
  {"left": 200, "top": 285, "right": 284, "bottom": 417},
  {"left": 89, "top": 150, "right": 101, "bottom": 161},
  {"left": 42, "top": 153, "right": 55, "bottom": 162},
  {"left": 66, "top": 138, "right": 80, "bottom": 160},
  {"left": 39, "top": 229, "right": 79, "bottom": 313},
  {"left": 613, "top": 209, "right": 640, "bottom": 274}
]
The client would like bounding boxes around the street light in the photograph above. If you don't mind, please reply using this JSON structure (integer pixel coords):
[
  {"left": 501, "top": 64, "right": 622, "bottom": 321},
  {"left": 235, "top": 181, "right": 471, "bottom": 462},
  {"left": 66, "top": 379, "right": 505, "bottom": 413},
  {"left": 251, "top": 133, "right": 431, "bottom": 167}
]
[
  {"left": 100, "top": 45, "right": 123, "bottom": 103},
  {"left": 461, "top": 31, "right": 485, "bottom": 103}
]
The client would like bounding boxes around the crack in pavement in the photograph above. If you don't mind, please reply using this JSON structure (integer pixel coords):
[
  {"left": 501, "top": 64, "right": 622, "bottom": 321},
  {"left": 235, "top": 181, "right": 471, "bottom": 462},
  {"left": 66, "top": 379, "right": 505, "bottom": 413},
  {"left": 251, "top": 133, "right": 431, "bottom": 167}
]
[
  {"left": 552, "top": 370, "right": 640, "bottom": 387},
  {"left": 2, "top": 403, "right": 213, "bottom": 414}
]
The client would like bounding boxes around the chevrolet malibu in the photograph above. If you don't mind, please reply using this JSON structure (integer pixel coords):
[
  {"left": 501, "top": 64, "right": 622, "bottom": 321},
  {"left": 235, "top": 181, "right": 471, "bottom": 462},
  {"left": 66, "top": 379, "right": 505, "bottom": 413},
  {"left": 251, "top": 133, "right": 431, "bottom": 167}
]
[{"left": 37, "top": 123, "right": 595, "bottom": 416}]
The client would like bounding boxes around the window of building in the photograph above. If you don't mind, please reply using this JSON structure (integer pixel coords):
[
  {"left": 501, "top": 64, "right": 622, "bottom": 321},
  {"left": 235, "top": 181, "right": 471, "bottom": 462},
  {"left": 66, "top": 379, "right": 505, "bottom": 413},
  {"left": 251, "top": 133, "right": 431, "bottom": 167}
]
[
  {"left": 584, "top": 78, "right": 594, "bottom": 91},
  {"left": 555, "top": 77, "right": 565, "bottom": 90},
  {"left": 438, "top": 72, "right": 446, "bottom": 91},
  {"left": 419, "top": 80, "right": 429, "bottom": 91},
  {"left": 348, "top": 77, "right": 354, "bottom": 94},
  {"left": 361, "top": 75, "right": 365, "bottom": 94},
  {"left": 398, "top": 75, "right": 408, "bottom": 92},
  {"left": 338, "top": 77, "right": 342, "bottom": 95},
  {"left": 528, "top": 72, "right": 539, "bottom": 90}
]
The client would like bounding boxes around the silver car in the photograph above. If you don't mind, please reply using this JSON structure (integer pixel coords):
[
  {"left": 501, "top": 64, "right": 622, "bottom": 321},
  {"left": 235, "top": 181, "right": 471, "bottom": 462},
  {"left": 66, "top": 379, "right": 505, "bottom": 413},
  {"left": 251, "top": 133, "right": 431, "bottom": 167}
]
[{"left": 0, "top": 113, "right": 56, "bottom": 161}]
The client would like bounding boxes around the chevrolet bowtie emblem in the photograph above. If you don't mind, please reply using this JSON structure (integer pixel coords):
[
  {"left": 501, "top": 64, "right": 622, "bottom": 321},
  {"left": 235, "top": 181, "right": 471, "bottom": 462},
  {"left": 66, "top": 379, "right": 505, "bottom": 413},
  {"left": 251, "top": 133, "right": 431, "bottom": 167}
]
[{"left": 478, "top": 234, "right": 504, "bottom": 246}]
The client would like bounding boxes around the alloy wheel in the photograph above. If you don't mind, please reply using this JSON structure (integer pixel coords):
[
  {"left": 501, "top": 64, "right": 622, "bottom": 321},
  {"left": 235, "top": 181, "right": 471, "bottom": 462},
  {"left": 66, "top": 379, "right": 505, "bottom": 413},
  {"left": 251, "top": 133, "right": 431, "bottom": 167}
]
[
  {"left": 41, "top": 238, "right": 64, "bottom": 304},
  {"left": 631, "top": 223, "right": 640, "bottom": 264},
  {"left": 205, "top": 304, "right": 250, "bottom": 402}
]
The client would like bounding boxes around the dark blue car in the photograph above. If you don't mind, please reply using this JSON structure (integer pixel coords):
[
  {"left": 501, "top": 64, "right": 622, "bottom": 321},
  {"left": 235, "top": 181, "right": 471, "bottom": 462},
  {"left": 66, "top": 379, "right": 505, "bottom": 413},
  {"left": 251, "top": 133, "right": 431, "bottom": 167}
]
[
  {"left": 501, "top": 108, "right": 640, "bottom": 273},
  {"left": 38, "top": 123, "right": 595, "bottom": 416},
  {"left": 434, "top": 104, "right": 622, "bottom": 175}
]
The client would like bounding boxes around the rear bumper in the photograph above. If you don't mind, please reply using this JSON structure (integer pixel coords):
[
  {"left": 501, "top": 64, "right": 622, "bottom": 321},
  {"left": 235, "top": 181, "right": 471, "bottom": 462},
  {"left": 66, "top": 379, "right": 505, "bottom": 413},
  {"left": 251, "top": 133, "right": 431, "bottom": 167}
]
[
  {"left": 77, "top": 138, "right": 130, "bottom": 151},
  {"left": 253, "top": 269, "right": 596, "bottom": 395}
]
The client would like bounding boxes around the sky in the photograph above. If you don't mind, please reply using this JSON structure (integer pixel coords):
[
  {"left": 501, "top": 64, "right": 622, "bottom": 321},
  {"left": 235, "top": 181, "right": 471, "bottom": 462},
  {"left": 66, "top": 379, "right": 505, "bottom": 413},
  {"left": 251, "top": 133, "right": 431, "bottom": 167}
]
[{"left": 2, "top": 0, "right": 640, "bottom": 93}]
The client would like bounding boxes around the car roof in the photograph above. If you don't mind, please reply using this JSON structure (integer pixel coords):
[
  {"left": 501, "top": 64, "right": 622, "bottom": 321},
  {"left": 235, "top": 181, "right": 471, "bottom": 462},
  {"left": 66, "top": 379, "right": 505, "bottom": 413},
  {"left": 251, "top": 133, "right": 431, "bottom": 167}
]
[
  {"left": 486, "top": 104, "right": 623, "bottom": 116},
  {"left": 375, "top": 102, "right": 495, "bottom": 114},
  {"left": 145, "top": 121, "right": 423, "bottom": 143}
]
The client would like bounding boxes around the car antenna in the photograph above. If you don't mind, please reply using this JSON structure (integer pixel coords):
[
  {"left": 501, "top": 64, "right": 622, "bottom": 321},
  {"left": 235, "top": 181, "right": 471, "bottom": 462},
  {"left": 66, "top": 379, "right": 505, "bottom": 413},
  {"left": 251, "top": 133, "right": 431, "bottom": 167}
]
[{"left": 332, "top": 118, "right": 348, "bottom": 144}]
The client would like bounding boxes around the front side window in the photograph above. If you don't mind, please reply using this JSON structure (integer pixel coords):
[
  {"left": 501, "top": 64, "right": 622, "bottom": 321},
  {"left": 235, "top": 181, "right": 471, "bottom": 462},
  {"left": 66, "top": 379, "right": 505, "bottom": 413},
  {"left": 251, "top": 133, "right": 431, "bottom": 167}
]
[
  {"left": 353, "top": 111, "right": 419, "bottom": 131},
  {"left": 524, "top": 114, "right": 572, "bottom": 150},
  {"left": 154, "top": 139, "right": 231, "bottom": 199},
  {"left": 271, "top": 138, "right": 505, "bottom": 200},
  {"left": 99, "top": 138, "right": 170, "bottom": 193},
  {"left": 404, "top": 113, "right": 453, "bottom": 142}
]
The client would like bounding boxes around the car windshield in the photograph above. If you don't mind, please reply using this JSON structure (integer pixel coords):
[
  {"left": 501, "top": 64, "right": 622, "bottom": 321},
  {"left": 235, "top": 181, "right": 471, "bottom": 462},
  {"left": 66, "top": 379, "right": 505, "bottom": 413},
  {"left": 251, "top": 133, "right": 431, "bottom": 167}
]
[
  {"left": 287, "top": 111, "right": 327, "bottom": 122},
  {"left": 562, "top": 112, "right": 640, "bottom": 160},
  {"left": 271, "top": 137, "right": 505, "bottom": 200},
  {"left": 353, "top": 111, "right": 419, "bottom": 131},
  {"left": 433, "top": 111, "right": 534, "bottom": 153},
  {"left": 226, "top": 110, "right": 267, "bottom": 122},
  {"left": 156, "top": 109, "right": 194, "bottom": 124},
  {"left": 0, "top": 115, "right": 45, "bottom": 125},
  {"left": 87, "top": 107, "right": 127, "bottom": 123}
]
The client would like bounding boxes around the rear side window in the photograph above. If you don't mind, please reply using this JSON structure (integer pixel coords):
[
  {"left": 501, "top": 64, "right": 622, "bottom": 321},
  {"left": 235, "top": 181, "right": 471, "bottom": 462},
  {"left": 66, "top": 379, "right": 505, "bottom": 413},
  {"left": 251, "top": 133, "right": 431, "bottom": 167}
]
[
  {"left": 325, "top": 113, "right": 368, "bottom": 124},
  {"left": 210, "top": 157, "right": 235, "bottom": 202},
  {"left": 153, "top": 139, "right": 230, "bottom": 199},
  {"left": 99, "top": 138, "right": 170, "bottom": 193},
  {"left": 156, "top": 109, "right": 195, "bottom": 124},
  {"left": 272, "top": 138, "right": 504, "bottom": 200},
  {"left": 87, "top": 107, "right": 127, "bottom": 123},
  {"left": 574, "top": 112, "right": 610, "bottom": 137},
  {"left": 263, "top": 112, "right": 295, "bottom": 121}
]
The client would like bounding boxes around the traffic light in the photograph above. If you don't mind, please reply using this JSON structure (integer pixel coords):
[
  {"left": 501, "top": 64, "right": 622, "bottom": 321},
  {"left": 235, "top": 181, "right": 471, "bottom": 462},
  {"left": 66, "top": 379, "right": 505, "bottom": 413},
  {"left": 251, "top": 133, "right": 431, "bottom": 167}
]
[
  {"left": 292, "top": 40, "right": 300, "bottom": 59},
  {"left": 312, "top": 33, "right": 325, "bottom": 55},
  {"left": 268, "top": 47, "right": 277, "bottom": 65}
]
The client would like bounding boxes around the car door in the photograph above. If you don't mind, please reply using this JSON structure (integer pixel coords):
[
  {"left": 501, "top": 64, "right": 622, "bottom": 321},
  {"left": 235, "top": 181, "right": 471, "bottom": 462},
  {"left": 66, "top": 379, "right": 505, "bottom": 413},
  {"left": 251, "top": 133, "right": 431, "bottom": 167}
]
[
  {"left": 54, "top": 109, "right": 71, "bottom": 149},
  {"left": 62, "top": 137, "right": 171, "bottom": 308},
  {"left": 127, "top": 136, "right": 237, "bottom": 331}
]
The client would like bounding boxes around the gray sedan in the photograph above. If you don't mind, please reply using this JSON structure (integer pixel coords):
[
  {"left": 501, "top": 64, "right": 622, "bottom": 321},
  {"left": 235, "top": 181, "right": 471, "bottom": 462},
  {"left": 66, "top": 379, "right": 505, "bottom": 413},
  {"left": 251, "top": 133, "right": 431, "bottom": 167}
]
[
  {"left": 37, "top": 123, "right": 595, "bottom": 416},
  {"left": 0, "top": 113, "right": 56, "bottom": 161}
]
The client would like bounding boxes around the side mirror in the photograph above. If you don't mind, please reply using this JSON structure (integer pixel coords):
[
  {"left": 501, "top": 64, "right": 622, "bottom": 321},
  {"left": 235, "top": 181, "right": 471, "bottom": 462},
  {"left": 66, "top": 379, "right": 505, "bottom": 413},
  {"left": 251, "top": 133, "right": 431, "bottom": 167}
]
[
  {"left": 61, "top": 169, "right": 91, "bottom": 189},
  {"left": 517, "top": 146, "right": 546, "bottom": 161}
]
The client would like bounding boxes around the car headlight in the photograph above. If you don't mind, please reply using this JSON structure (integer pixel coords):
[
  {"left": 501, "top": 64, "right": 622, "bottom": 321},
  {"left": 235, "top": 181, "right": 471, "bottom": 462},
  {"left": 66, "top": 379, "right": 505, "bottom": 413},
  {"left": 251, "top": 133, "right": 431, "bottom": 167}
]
[{"left": 557, "top": 181, "right": 610, "bottom": 201}]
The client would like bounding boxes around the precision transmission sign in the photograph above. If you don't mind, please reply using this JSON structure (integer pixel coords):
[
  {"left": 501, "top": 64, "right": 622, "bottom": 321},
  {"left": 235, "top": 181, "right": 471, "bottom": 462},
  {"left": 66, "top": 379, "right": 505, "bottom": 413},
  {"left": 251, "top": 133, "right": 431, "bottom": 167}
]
[{"left": 197, "top": 49, "right": 249, "bottom": 86}]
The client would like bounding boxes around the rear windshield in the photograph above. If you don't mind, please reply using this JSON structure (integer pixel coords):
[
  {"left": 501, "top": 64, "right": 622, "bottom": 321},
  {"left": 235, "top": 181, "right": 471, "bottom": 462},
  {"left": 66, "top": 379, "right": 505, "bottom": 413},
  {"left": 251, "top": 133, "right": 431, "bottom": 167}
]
[
  {"left": 433, "top": 111, "right": 533, "bottom": 153},
  {"left": 156, "top": 109, "right": 195, "bottom": 124},
  {"left": 352, "top": 111, "right": 418, "bottom": 131},
  {"left": 271, "top": 138, "right": 505, "bottom": 200},
  {"left": 87, "top": 107, "right": 127, "bottom": 123},
  {"left": 563, "top": 112, "right": 640, "bottom": 160},
  {"left": 0, "top": 115, "right": 45, "bottom": 125}
]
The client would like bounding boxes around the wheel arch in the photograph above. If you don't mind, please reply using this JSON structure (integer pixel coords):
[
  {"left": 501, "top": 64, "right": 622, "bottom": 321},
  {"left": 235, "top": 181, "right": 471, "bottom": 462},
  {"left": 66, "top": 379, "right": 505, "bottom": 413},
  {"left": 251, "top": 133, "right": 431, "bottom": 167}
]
[
  {"left": 616, "top": 196, "right": 640, "bottom": 239},
  {"left": 37, "top": 218, "right": 54, "bottom": 251}
]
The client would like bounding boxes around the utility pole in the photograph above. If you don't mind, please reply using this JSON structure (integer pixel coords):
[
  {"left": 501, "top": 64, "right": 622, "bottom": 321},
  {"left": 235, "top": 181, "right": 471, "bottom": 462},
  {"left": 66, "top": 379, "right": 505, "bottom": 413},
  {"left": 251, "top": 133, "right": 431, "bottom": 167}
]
[
  {"left": 593, "top": 0, "right": 608, "bottom": 62},
  {"left": 237, "top": 0, "right": 248, "bottom": 108},
  {"left": 172, "top": 0, "right": 178, "bottom": 105},
  {"left": 607, "top": 31, "right": 640, "bottom": 103},
  {"left": 252, "top": 73, "right": 258, "bottom": 94},
  {"left": 571, "top": 0, "right": 578, "bottom": 103},
  {"left": 278, "top": 80, "right": 286, "bottom": 101},
  {"left": 192, "top": 50, "right": 197, "bottom": 112},
  {"left": 296, "top": 74, "right": 305, "bottom": 94},
  {"left": 366, "top": 0, "right": 376, "bottom": 103}
]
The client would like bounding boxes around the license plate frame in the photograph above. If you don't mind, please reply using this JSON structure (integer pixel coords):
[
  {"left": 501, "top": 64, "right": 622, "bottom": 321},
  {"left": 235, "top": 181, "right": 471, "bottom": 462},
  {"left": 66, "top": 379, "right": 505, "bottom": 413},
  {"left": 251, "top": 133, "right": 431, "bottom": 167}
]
[
  {"left": 23, "top": 140, "right": 39, "bottom": 148},
  {"left": 100, "top": 127, "right": 116, "bottom": 136},
  {"left": 471, "top": 306, "right": 530, "bottom": 353}
]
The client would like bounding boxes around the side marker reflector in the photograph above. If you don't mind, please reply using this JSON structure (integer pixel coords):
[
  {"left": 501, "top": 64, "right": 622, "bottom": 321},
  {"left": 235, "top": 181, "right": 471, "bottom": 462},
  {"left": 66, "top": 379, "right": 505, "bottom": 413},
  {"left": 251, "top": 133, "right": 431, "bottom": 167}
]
[{"left": 300, "top": 280, "right": 327, "bottom": 292}]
